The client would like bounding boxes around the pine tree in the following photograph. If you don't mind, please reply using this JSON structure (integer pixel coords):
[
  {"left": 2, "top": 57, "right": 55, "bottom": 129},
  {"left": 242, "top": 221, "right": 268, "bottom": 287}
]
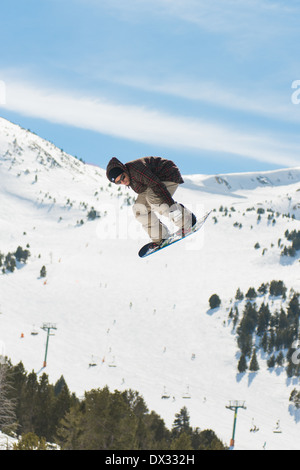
[
  {"left": 13, "top": 432, "right": 48, "bottom": 450},
  {"left": 0, "top": 363, "right": 16, "bottom": 432},
  {"left": 245, "top": 287, "right": 257, "bottom": 300},
  {"left": 286, "top": 359, "right": 296, "bottom": 378},
  {"left": 52, "top": 383, "right": 74, "bottom": 440},
  {"left": 289, "top": 389, "right": 300, "bottom": 409},
  {"left": 269, "top": 280, "right": 287, "bottom": 298},
  {"left": 191, "top": 429, "right": 226, "bottom": 450},
  {"left": 232, "top": 307, "right": 239, "bottom": 329},
  {"left": 235, "top": 288, "right": 244, "bottom": 301},
  {"left": 268, "top": 329, "right": 276, "bottom": 354},
  {"left": 258, "top": 283, "right": 269, "bottom": 295},
  {"left": 172, "top": 407, "right": 192, "bottom": 436},
  {"left": 21, "top": 371, "right": 39, "bottom": 434},
  {"left": 56, "top": 405, "right": 84, "bottom": 450},
  {"left": 14, "top": 246, "right": 30, "bottom": 263},
  {"left": 278, "top": 308, "right": 289, "bottom": 329},
  {"left": 54, "top": 376, "right": 68, "bottom": 396},
  {"left": 145, "top": 411, "right": 171, "bottom": 449},
  {"left": 6, "top": 362, "right": 27, "bottom": 424},
  {"left": 170, "top": 431, "right": 193, "bottom": 450},
  {"left": 287, "top": 294, "right": 300, "bottom": 323},
  {"left": 75, "top": 387, "right": 138, "bottom": 450},
  {"left": 238, "top": 302, "right": 258, "bottom": 336},
  {"left": 237, "top": 354, "right": 247, "bottom": 373},
  {"left": 209, "top": 294, "right": 221, "bottom": 309},
  {"left": 35, "top": 373, "right": 55, "bottom": 440},
  {"left": 260, "top": 331, "right": 269, "bottom": 352},
  {"left": 276, "top": 351, "right": 284, "bottom": 367},
  {"left": 267, "top": 355, "right": 276, "bottom": 369},
  {"left": 5, "top": 253, "right": 16, "bottom": 272},
  {"left": 249, "top": 349, "right": 259, "bottom": 372},
  {"left": 257, "top": 303, "right": 271, "bottom": 336},
  {"left": 40, "top": 266, "right": 47, "bottom": 278}
]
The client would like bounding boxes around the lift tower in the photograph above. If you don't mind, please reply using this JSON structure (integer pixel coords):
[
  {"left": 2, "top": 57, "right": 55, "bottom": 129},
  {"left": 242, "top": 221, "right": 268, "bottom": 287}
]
[
  {"left": 226, "top": 400, "right": 246, "bottom": 450},
  {"left": 41, "top": 323, "right": 57, "bottom": 368}
]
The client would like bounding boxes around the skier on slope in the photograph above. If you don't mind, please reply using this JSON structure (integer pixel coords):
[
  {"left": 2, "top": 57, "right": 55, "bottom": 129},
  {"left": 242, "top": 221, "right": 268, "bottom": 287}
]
[{"left": 106, "top": 156, "right": 197, "bottom": 248}]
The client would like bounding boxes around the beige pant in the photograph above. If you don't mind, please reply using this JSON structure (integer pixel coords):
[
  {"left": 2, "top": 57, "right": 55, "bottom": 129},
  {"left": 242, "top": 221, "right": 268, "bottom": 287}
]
[{"left": 133, "top": 181, "right": 192, "bottom": 243}]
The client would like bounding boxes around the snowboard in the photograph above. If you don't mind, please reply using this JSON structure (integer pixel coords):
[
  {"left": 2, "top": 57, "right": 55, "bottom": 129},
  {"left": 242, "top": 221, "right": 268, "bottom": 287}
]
[{"left": 138, "top": 210, "right": 212, "bottom": 258}]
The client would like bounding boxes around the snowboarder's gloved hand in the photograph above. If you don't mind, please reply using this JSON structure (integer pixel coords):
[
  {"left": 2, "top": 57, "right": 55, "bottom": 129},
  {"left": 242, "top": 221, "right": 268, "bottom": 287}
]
[{"left": 169, "top": 203, "right": 183, "bottom": 224}]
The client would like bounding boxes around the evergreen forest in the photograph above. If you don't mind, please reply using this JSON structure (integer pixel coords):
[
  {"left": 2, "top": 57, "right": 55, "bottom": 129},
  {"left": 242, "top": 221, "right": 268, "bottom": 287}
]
[
  {"left": 225, "top": 280, "right": 300, "bottom": 377},
  {"left": 0, "top": 361, "right": 226, "bottom": 450}
]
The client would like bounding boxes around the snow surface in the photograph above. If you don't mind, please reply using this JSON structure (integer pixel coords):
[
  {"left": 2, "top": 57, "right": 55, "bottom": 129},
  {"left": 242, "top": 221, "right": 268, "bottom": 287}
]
[
  {"left": 0, "top": 431, "right": 17, "bottom": 450},
  {"left": 0, "top": 116, "right": 300, "bottom": 450}
]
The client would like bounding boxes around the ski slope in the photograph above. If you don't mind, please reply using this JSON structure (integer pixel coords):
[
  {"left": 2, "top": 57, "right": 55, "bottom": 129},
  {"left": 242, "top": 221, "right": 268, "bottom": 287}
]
[{"left": 0, "top": 116, "right": 300, "bottom": 450}]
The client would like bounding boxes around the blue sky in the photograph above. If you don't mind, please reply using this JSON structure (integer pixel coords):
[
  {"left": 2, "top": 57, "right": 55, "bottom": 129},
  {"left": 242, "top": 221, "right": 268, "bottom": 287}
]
[{"left": 1, "top": 0, "right": 300, "bottom": 174}]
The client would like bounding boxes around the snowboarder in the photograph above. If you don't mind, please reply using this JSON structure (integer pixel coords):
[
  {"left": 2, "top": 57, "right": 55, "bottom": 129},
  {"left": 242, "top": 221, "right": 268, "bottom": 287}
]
[{"left": 106, "top": 156, "right": 196, "bottom": 247}]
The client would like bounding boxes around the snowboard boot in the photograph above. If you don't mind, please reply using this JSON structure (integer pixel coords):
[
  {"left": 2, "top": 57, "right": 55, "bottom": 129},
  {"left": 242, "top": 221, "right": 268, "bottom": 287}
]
[{"left": 148, "top": 237, "right": 169, "bottom": 250}]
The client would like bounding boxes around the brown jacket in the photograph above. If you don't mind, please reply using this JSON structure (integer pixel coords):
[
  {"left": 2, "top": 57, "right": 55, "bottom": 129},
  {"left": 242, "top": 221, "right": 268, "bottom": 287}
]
[{"left": 106, "top": 156, "right": 184, "bottom": 206}]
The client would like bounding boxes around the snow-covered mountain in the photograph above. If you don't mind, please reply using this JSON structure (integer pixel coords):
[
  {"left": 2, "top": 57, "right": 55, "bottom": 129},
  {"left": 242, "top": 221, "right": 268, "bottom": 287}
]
[{"left": 0, "top": 116, "right": 300, "bottom": 450}]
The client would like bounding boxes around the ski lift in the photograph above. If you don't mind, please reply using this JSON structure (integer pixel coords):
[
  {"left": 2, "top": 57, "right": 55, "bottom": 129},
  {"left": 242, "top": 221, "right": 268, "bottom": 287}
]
[
  {"left": 108, "top": 356, "right": 117, "bottom": 367},
  {"left": 273, "top": 420, "right": 282, "bottom": 434},
  {"left": 161, "top": 386, "right": 170, "bottom": 399},
  {"left": 88, "top": 355, "right": 97, "bottom": 368},
  {"left": 182, "top": 385, "right": 191, "bottom": 399},
  {"left": 31, "top": 325, "right": 39, "bottom": 336}
]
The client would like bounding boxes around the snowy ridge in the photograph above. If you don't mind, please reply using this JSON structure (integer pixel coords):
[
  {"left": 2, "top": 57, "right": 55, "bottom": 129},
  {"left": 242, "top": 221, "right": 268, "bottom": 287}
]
[
  {"left": 0, "top": 116, "right": 300, "bottom": 450},
  {"left": 184, "top": 167, "right": 300, "bottom": 195}
]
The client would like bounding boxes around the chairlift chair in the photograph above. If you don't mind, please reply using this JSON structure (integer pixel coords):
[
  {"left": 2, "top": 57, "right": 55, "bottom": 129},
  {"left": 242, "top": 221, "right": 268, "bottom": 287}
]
[
  {"left": 182, "top": 386, "right": 191, "bottom": 399},
  {"left": 161, "top": 386, "right": 170, "bottom": 399}
]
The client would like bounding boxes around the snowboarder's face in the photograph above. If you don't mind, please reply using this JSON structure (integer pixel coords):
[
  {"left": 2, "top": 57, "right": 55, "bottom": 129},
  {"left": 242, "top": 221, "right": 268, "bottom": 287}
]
[{"left": 115, "top": 172, "right": 130, "bottom": 186}]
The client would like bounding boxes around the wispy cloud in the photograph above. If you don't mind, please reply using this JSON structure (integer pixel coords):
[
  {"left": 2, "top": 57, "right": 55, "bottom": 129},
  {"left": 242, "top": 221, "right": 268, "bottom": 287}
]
[
  {"left": 106, "top": 74, "right": 300, "bottom": 124},
  {"left": 160, "top": 0, "right": 298, "bottom": 33},
  {"left": 2, "top": 78, "right": 300, "bottom": 168},
  {"left": 74, "top": 0, "right": 300, "bottom": 77},
  {"left": 81, "top": 0, "right": 299, "bottom": 36}
]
